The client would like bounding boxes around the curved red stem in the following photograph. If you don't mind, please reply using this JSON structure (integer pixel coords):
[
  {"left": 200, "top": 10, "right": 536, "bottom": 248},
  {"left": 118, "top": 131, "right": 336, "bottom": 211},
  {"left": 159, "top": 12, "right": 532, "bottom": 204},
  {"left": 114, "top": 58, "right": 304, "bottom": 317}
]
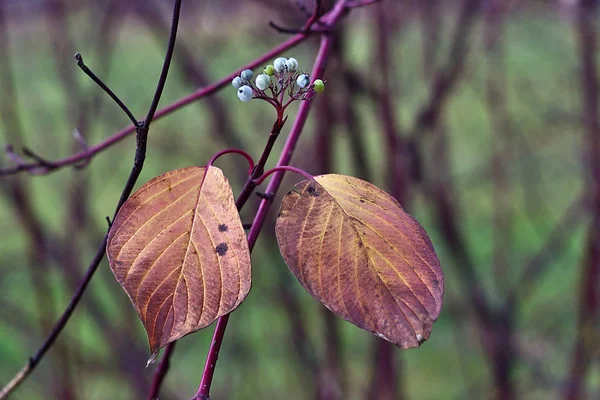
[
  {"left": 252, "top": 166, "right": 314, "bottom": 186},
  {"left": 207, "top": 148, "right": 255, "bottom": 176}
]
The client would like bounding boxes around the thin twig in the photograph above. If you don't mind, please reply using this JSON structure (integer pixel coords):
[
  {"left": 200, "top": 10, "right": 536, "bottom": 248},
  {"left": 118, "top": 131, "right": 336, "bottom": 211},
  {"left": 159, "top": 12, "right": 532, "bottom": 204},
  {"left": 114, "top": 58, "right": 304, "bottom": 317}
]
[
  {"left": 145, "top": 0, "right": 181, "bottom": 125},
  {"left": 75, "top": 52, "right": 139, "bottom": 125},
  {"left": 268, "top": 21, "right": 331, "bottom": 35},
  {"left": 269, "top": 0, "right": 325, "bottom": 35}
]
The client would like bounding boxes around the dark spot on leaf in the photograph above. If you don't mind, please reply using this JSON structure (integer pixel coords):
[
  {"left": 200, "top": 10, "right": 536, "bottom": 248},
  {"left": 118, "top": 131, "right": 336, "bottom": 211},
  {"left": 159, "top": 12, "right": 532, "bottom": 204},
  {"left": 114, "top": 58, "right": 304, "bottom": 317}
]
[
  {"left": 307, "top": 185, "right": 318, "bottom": 196},
  {"left": 358, "top": 241, "right": 363, "bottom": 248},
  {"left": 360, "top": 199, "right": 365, "bottom": 203},
  {"left": 218, "top": 224, "right": 228, "bottom": 232},
  {"left": 215, "top": 243, "right": 228, "bottom": 256},
  {"left": 433, "top": 279, "right": 439, "bottom": 286}
]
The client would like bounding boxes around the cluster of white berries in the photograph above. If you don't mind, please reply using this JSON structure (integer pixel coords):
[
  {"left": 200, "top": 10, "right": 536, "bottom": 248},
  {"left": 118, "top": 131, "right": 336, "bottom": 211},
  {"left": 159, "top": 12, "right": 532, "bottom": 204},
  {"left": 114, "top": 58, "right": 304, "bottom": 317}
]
[{"left": 231, "top": 56, "right": 324, "bottom": 104}]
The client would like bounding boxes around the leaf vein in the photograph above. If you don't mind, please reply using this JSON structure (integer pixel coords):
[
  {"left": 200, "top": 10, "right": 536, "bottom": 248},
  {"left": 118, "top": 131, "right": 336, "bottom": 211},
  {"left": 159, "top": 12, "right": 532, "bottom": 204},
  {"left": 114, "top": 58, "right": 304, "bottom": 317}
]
[
  {"left": 111, "top": 173, "right": 198, "bottom": 250},
  {"left": 139, "top": 233, "right": 188, "bottom": 316},
  {"left": 364, "top": 243, "right": 424, "bottom": 334},
  {"left": 317, "top": 202, "right": 335, "bottom": 296},
  {"left": 116, "top": 183, "right": 199, "bottom": 261},
  {"left": 124, "top": 210, "right": 192, "bottom": 284},
  {"left": 322, "top": 185, "right": 440, "bottom": 294}
]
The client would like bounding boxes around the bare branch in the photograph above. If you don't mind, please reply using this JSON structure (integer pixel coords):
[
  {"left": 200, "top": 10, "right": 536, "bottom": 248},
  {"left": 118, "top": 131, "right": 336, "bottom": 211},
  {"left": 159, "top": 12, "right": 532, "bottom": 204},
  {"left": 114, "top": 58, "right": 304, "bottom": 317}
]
[{"left": 75, "top": 52, "right": 139, "bottom": 126}]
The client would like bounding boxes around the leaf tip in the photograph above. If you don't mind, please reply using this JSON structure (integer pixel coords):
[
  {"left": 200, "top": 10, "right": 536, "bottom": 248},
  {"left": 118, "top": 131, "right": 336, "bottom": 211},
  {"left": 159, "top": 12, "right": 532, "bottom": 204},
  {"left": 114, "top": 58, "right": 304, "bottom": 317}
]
[{"left": 146, "top": 351, "right": 159, "bottom": 368}]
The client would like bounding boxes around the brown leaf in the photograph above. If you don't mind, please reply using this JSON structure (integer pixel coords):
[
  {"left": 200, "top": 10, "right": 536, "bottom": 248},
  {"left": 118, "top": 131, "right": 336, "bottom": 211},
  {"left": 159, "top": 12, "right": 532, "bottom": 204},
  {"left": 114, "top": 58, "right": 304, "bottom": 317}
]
[
  {"left": 275, "top": 174, "right": 443, "bottom": 348},
  {"left": 107, "top": 166, "right": 251, "bottom": 357}
]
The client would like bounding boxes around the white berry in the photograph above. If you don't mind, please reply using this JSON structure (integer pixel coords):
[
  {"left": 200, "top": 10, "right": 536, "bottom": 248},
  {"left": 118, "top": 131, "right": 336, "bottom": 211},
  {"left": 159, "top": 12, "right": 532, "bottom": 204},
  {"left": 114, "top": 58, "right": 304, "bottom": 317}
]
[
  {"left": 241, "top": 69, "right": 253, "bottom": 81},
  {"left": 274, "top": 57, "right": 288, "bottom": 73},
  {"left": 232, "top": 76, "right": 243, "bottom": 89},
  {"left": 296, "top": 74, "right": 309, "bottom": 88},
  {"left": 286, "top": 58, "right": 298, "bottom": 72},
  {"left": 237, "top": 85, "right": 253, "bottom": 102},
  {"left": 255, "top": 74, "right": 270, "bottom": 90}
]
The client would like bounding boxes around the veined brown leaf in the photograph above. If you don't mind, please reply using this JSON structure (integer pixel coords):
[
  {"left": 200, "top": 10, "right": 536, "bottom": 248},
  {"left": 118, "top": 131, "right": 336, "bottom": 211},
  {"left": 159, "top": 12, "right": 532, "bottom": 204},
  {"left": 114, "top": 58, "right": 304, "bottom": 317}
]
[
  {"left": 275, "top": 174, "right": 443, "bottom": 348},
  {"left": 107, "top": 166, "right": 251, "bottom": 358}
]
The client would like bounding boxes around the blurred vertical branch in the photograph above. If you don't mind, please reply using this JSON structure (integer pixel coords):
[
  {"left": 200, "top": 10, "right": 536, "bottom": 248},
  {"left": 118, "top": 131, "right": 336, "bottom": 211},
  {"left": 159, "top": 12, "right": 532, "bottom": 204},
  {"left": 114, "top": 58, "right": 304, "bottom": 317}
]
[
  {"left": 419, "top": 1, "right": 520, "bottom": 398},
  {"left": 485, "top": 0, "right": 513, "bottom": 294},
  {"left": 0, "top": 2, "right": 64, "bottom": 397},
  {"left": 484, "top": 4, "right": 517, "bottom": 398},
  {"left": 412, "top": 0, "right": 481, "bottom": 136},
  {"left": 314, "top": 52, "right": 344, "bottom": 400},
  {"left": 567, "top": 1, "right": 600, "bottom": 398},
  {"left": 418, "top": 0, "right": 442, "bottom": 79},
  {"left": 0, "top": 0, "right": 56, "bottom": 335},
  {"left": 336, "top": 34, "right": 370, "bottom": 180},
  {"left": 366, "top": 3, "right": 409, "bottom": 399}
]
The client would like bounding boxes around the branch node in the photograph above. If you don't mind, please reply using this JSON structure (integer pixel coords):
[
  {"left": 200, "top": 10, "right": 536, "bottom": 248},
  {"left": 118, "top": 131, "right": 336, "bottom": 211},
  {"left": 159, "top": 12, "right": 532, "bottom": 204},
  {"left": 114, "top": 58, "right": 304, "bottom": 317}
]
[
  {"left": 255, "top": 191, "right": 274, "bottom": 200},
  {"left": 22, "top": 147, "right": 55, "bottom": 168},
  {"left": 268, "top": 21, "right": 330, "bottom": 36}
]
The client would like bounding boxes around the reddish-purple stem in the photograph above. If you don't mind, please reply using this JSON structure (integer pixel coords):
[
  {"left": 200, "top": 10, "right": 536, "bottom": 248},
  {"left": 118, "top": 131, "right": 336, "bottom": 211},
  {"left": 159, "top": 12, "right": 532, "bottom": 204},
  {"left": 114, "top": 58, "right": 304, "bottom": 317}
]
[
  {"left": 207, "top": 148, "right": 255, "bottom": 176},
  {"left": 304, "top": 0, "right": 323, "bottom": 31},
  {"left": 193, "top": 24, "right": 337, "bottom": 400},
  {"left": 252, "top": 165, "right": 314, "bottom": 186},
  {"left": 245, "top": 34, "right": 333, "bottom": 253}
]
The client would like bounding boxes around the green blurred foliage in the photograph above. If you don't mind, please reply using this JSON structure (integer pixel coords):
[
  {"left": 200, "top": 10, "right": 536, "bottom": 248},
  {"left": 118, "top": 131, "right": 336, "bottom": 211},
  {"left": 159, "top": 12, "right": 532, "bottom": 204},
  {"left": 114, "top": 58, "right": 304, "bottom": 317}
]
[{"left": 0, "top": 2, "right": 595, "bottom": 399}]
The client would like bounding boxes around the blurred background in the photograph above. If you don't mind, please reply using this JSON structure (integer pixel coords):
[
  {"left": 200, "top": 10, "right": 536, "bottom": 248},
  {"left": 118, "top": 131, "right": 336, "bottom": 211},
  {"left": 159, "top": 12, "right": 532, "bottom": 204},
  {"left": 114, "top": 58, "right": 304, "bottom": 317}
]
[{"left": 1, "top": 0, "right": 599, "bottom": 399}]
